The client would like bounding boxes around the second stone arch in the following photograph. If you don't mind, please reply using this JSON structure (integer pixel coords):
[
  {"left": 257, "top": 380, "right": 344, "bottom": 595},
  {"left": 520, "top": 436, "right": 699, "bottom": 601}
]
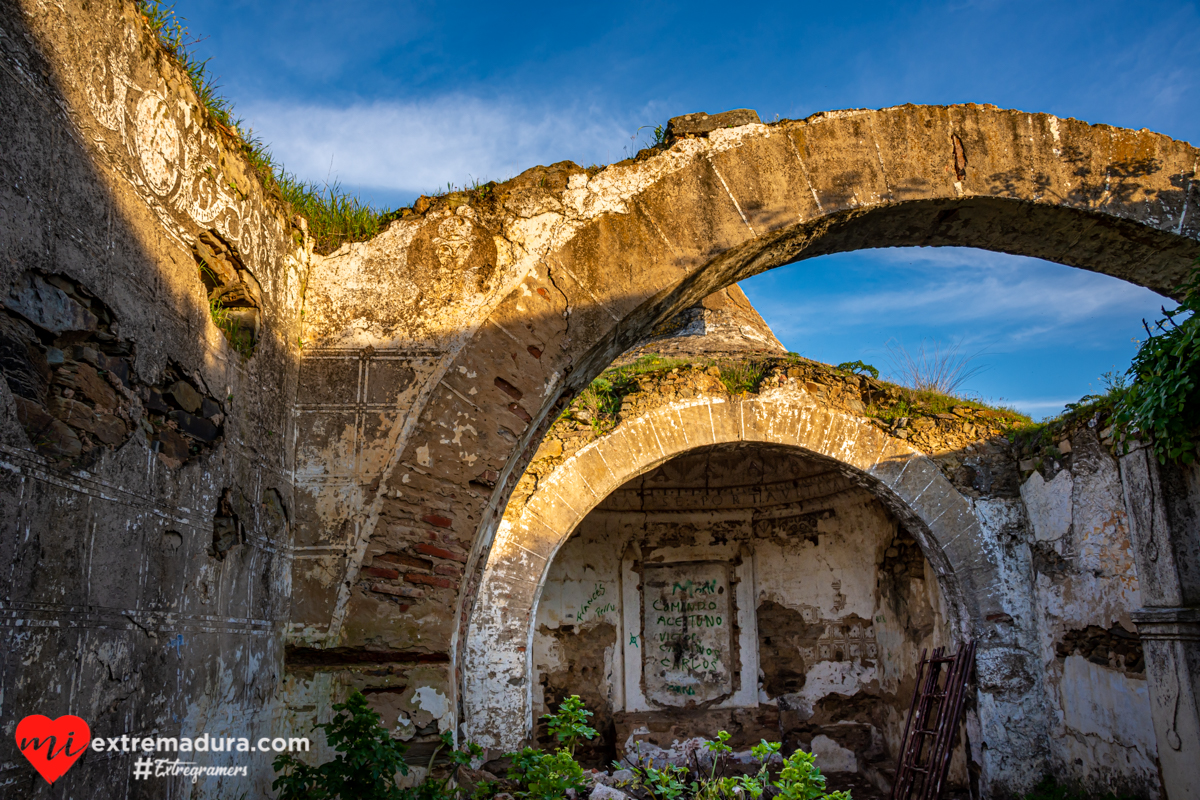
[{"left": 461, "top": 309, "right": 1016, "bottom": 789}]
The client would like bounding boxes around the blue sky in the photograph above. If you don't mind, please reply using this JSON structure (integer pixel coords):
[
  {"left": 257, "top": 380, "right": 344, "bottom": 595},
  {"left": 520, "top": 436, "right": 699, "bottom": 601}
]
[{"left": 177, "top": 0, "right": 1199, "bottom": 417}]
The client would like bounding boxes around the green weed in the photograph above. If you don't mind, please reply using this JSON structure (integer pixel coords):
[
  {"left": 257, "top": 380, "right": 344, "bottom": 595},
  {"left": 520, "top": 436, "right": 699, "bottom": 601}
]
[
  {"left": 207, "top": 294, "right": 254, "bottom": 359},
  {"left": 836, "top": 360, "right": 879, "bottom": 379},
  {"left": 717, "top": 360, "right": 767, "bottom": 395},
  {"left": 621, "top": 734, "right": 849, "bottom": 800},
  {"left": 136, "top": 1, "right": 236, "bottom": 131},
  {"left": 197, "top": 261, "right": 255, "bottom": 358},
  {"left": 508, "top": 696, "right": 597, "bottom": 800},
  {"left": 273, "top": 691, "right": 482, "bottom": 800},
  {"left": 564, "top": 355, "right": 692, "bottom": 434},
  {"left": 275, "top": 173, "right": 391, "bottom": 254},
  {"left": 1113, "top": 261, "right": 1200, "bottom": 463}
]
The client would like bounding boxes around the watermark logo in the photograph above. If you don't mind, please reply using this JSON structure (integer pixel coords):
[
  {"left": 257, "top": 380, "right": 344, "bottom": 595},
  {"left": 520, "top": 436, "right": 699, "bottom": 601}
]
[
  {"left": 15, "top": 715, "right": 91, "bottom": 784},
  {"left": 14, "top": 715, "right": 307, "bottom": 783}
]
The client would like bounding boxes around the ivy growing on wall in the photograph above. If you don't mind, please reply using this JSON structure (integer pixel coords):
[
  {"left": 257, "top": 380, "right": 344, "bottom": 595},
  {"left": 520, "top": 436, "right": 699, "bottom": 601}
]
[{"left": 1115, "top": 260, "right": 1200, "bottom": 464}]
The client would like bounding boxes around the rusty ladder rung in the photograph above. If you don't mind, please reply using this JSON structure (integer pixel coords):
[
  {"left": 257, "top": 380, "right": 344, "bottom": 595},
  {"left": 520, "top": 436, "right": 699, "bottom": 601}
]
[{"left": 890, "top": 640, "right": 977, "bottom": 800}]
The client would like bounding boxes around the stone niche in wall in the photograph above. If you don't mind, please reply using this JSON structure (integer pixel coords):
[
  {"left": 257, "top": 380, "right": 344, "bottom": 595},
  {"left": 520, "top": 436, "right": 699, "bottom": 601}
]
[{"left": 532, "top": 443, "right": 959, "bottom": 789}]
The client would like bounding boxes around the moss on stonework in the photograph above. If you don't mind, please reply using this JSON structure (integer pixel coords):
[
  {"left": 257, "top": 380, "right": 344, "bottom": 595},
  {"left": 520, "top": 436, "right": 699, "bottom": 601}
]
[
  {"left": 506, "top": 353, "right": 1036, "bottom": 516},
  {"left": 552, "top": 352, "right": 1029, "bottom": 457}
]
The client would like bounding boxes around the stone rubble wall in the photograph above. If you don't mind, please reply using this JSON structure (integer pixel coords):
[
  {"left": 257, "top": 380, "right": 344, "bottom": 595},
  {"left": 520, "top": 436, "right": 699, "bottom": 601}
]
[{"left": 0, "top": 2, "right": 308, "bottom": 797}]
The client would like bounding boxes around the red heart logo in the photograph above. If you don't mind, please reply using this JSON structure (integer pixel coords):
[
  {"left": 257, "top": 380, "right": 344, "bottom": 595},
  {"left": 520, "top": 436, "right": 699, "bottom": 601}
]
[{"left": 15, "top": 715, "right": 91, "bottom": 784}]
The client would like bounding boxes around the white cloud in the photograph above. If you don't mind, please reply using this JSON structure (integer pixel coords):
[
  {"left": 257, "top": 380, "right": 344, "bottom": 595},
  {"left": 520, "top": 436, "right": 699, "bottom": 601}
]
[
  {"left": 1007, "top": 399, "right": 1079, "bottom": 411},
  {"left": 750, "top": 247, "right": 1167, "bottom": 351},
  {"left": 239, "top": 95, "right": 638, "bottom": 195}
]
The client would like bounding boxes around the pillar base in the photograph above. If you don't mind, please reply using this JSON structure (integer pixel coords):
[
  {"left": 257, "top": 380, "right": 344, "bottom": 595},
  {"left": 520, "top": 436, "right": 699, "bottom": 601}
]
[{"left": 1131, "top": 607, "right": 1200, "bottom": 799}]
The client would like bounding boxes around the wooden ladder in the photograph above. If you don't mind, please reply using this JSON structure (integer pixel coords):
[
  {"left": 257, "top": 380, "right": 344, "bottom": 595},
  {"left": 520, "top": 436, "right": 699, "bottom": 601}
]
[{"left": 890, "top": 641, "right": 976, "bottom": 800}]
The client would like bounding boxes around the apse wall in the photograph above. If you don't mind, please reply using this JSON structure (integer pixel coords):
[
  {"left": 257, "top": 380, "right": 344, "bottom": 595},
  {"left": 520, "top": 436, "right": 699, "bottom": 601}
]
[{"left": 532, "top": 444, "right": 959, "bottom": 793}]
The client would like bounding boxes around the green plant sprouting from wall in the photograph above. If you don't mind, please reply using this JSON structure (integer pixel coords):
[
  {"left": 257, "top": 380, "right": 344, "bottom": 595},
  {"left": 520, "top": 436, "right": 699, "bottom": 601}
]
[
  {"left": 206, "top": 291, "right": 254, "bottom": 359},
  {"left": 564, "top": 355, "right": 691, "bottom": 435},
  {"left": 633, "top": 122, "right": 669, "bottom": 151},
  {"left": 137, "top": 0, "right": 236, "bottom": 131},
  {"left": 136, "top": 1, "right": 395, "bottom": 254},
  {"left": 836, "top": 360, "right": 879, "bottom": 379},
  {"left": 197, "top": 259, "right": 256, "bottom": 358},
  {"left": 273, "top": 172, "right": 394, "bottom": 254},
  {"left": 1112, "top": 261, "right": 1200, "bottom": 464},
  {"left": 716, "top": 360, "right": 767, "bottom": 395},
  {"left": 560, "top": 352, "right": 1029, "bottom": 445}
]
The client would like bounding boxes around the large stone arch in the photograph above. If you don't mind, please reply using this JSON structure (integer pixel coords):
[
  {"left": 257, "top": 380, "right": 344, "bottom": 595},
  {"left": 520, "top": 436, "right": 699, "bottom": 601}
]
[
  {"left": 288, "top": 104, "right": 1200, "bottom": 792},
  {"left": 297, "top": 104, "right": 1200, "bottom": 653},
  {"left": 463, "top": 388, "right": 994, "bottom": 751}
]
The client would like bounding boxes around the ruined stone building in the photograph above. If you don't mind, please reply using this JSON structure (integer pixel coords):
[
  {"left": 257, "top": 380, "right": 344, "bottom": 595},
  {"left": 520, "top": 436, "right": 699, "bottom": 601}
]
[{"left": 1, "top": 2, "right": 1199, "bottom": 798}]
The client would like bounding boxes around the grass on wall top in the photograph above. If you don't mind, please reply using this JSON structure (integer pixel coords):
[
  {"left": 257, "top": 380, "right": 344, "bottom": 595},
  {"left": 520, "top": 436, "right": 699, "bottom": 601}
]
[{"left": 136, "top": 1, "right": 393, "bottom": 254}]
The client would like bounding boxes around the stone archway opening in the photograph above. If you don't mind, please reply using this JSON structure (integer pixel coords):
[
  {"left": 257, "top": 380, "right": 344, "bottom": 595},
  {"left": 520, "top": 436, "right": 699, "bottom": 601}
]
[
  {"left": 530, "top": 440, "right": 962, "bottom": 796},
  {"left": 460, "top": 364, "right": 1007, "bottom": 771}
]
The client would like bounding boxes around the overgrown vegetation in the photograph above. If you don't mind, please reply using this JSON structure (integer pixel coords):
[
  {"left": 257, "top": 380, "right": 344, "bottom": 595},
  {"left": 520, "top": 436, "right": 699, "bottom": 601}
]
[
  {"left": 205, "top": 288, "right": 254, "bottom": 358},
  {"left": 273, "top": 692, "right": 482, "bottom": 800},
  {"left": 276, "top": 695, "right": 850, "bottom": 800},
  {"left": 565, "top": 355, "right": 691, "bottom": 435},
  {"left": 866, "top": 389, "right": 1028, "bottom": 428},
  {"left": 1112, "top": 262, "right": 1200, "bottom": 464},
  {"left": 617, "top": 736, "right": 848, "bottom": 800},
  {"left": 507, "top": 696, "right": 596, "bottom": 800},
  {"left": 716, "top": 360, "right": 768, "bottom": 395},
  {"left": 565, "top": 354, "right": 771, "bottom": 435},
  {"left": 884, "top": 339, "right": 986, "bottom": 396},
  {"left": 836, "top": 360, "right": 879, "bottom": 379},
  {"left": 136, "top": 1, "right": 236, "bottom": 131},
  {"left": 1011, "top": 261, "right": 1200, "bottom": 466},
  {"left": 197, "top": 261, "right": 255, "bottom": 358},
  {"left": 632, "top": 122, "right": 669, "bottom": 152},
  {"left": 561, "top": 351, "right": 1029, "bottom": 442},
  {"left": 136, "top": 1, "right": 394, "bottom": 253}
]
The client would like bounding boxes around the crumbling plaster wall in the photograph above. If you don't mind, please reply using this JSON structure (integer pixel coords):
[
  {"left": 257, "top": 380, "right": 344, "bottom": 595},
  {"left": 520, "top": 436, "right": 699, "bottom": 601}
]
[
  {"left": 1018, "top": 427, "right": 1158, "bottom": 796},
  {"left": 471, "top": 362, "right": 1163, "bottom": 798},
  {"left": 463, "top": 365, "right": 1052, "bottom": 796},
  {"left": 3, "top": 3, "right": 1197, "bottom": 795},
  {"left": 0, "top": 2, "right": 308, "bottom": 797},
  {"left": 267, "top": 89, "right": 1200, "bottom": 800},
  {"left": 290, "top": 102, "right": 1200, "bottom": 655}
]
